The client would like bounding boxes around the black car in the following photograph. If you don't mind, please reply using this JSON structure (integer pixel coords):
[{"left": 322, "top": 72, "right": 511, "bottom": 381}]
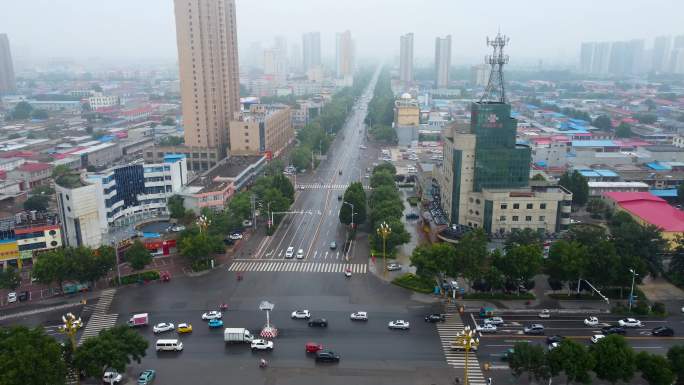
[
  {"left": 405, "top": 213, "right": 419, "bottom": 220},
  {"left": 424, "top": 314, "right": 446, "bottom": 323},
  {"left": 601, "top": 326, "right": 626, "bottom": 335},
  {"left": 17, "top": 291, "right": 29, "bottom": 302},
  {"left": 652, "top": 326, "right": 674, "bottom": 337},
  {"left": 308, "top": 318, "right": 328, "bottom": 327},
  {"left": 337, "top": 195, "right": 342, "bottom": 201},
  {"left": 223, "top": 237, "right": 235, "bottom": 245},
  {"left": 546, "top": 335, "right": 564, "bottom": 345},
  {"left": 315, "top": 350, "right": 340, "bottom": 362}
]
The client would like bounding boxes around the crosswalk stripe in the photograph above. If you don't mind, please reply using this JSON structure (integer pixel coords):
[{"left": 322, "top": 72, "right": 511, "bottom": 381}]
[{"left": 226, "top": 261, "right": 368, "bottom": 274}]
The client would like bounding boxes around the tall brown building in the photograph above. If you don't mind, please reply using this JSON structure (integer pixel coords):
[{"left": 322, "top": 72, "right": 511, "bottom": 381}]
[
  {"left": 0, "top": 34, "right": 17, "bottom": 94},
  {"left": 173, "top": 0, "right": 240, "bottom": 158}
]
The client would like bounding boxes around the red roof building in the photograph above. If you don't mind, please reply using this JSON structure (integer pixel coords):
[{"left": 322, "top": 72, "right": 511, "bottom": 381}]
[{"left": 603, "top": 192, "right": 684, "bottom": 247}]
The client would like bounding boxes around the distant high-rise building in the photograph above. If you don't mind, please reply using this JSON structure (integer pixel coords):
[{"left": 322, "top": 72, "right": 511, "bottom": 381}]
[
  {"left": 290, "top": 43, "right": 302, "bottom": 73},
  {"left": 399, "top": 33, "right": 414, "bottom": 84},
  {"left": 580, "top": 42, "right": 595, "bottom": 73},
  {"left": 434, "top": 35, "right": 451, "bottom": 88},
  {"left": 263, "top": 48, "right": 286, "bottom": 82},
  {"left": 302, "top": 32, "right": 321, "bottom": 71},
  {"left": 470, "top": 64, "right": 490, "bottom": 87},
  {"left": 245, "top": 41, "right": 263, "bottom": 69},
  {"left": 592, "top": 42, "right": 612, "bottom": 75},
  {"left": 173, "top": 0, "right": 240, "bottom": 157},
  {"left": 0, "top": 34, "right": 16, "bottom": 94},
  {"left": 273, "top": 35, "right": 288, "bottom": 73},
  {"left": 652, "top": 36, "right": 672, "bottom": 73},
  {"left": 336, "top": 30, "right": 353, "bottom": 78}
]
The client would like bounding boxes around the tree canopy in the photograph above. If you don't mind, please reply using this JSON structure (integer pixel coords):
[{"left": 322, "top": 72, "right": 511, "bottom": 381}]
[
  {"left": 590, "top": 334, "right": 635, "bottom": 384},
  {"left": 0, "top": 326, "right": 67, "bottom": 385},
  {"left": 559, "top": 170, "right": 589, "bottom": 206},
  {"left": 74, "top": 325, "right": 148, "bottom": 379},
  {"left": 124, "top": 240, "right": 152, "bottom": 271}
]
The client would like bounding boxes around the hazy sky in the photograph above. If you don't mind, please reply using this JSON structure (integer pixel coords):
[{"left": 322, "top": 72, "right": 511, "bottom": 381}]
[{"left": 1, "top": 0, "right": 682, "bottom": 67}]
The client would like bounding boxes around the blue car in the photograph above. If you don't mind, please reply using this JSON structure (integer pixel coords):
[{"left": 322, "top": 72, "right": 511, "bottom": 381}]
[
  {"left": 208, "top": 319, "right": 224, "bottom": 328},
  {"left": 137, "top": 369, "right": 155, "bottom": 385}
]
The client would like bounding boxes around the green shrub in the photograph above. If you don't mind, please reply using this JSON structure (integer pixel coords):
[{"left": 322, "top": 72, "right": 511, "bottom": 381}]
[
  {"left": 392, "top": 273, "right": 435, "bottom": 294},
  {"left": 114, "top": 270, "right": 160, "bottom": 285},
  {"left": 463, "top": 292, "right": 535, "bottom": 300},
  {"left": 652, "top": 301, "right": 666, "bottom": 315}
]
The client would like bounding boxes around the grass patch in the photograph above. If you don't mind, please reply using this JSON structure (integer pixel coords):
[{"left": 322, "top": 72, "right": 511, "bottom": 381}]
[
  {"left": 392, "top": 273, "right": 435, "bottom": 294},
  {"left": 548, "top": 287, "right": 645, "bottom": 301},
  {"left": 463, "top": 292, "right": 535, "bottom": 300}
]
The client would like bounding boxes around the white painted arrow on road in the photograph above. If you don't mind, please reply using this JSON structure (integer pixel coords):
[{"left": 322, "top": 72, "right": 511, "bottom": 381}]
[
  {"left": 325, "top": 251, "right": 329, "bottom": 259},
  {"left": 313, "top": 251, "right": 318, "bottom": 259}
]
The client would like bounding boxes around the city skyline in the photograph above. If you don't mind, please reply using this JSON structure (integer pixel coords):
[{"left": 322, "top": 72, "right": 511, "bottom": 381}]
[{"left": 2, "top": 0, "right": 684, "bottom": 68}]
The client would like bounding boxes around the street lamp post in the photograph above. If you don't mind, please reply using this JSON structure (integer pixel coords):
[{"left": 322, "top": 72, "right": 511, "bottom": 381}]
[
  {"left": 376, "top": 222, "right": 391, "bottom": 278},
  {"left": 453, "top": 326, "right": 480, "bottom": 385},
  {"left": 343, "top": 201, "right": 355, "bottom": 262},
  {"left": 629, "top": 268, "right": 639, "bottom": 311},
  {"left": 59, "top": 312, "right": 83, "bottom": 385}
]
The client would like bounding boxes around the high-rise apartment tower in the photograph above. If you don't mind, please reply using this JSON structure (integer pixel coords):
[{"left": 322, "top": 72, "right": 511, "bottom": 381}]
[
  {"left": 435, "top": 35, "right": 451, "bottom": 88},
  {"left": 336, "top": 30, "right": 353, "bottom": 78},
  {"left": 173, "top": 0, "right": 240, "bottom": 157},
  {"left": 0, "top": 34, "right": 16, "bottom": 94},
  {"left": 399, "top": 33, "right": 414, "bottom": 83}
]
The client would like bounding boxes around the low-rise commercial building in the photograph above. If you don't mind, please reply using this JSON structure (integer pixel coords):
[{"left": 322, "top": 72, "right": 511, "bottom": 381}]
[
  {"left": 229, "top": 104, "right": 293, "bottom": 158},
  {"left": 0, "top": 213, "right": 62, "bottom": 270},
  {"left": 56, "top": 155, "right": 187, "bottom": 247}
]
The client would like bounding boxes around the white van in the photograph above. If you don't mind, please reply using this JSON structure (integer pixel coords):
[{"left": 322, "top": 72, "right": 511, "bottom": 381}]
[
  {"left": 156, "top": 339, "right": 183, "bottom": 352},
  {"left": 285, "top": 246, "right": 294, "bottom": 258}
]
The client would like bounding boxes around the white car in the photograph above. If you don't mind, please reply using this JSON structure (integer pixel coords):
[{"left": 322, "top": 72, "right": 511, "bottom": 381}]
[
  {"left": 538, "top": 309, "right": 551, "bottom": 319},
  {"left": 591, "top": 334, "right": 606, "bottom": 344},
  {"left": 228, "top": 232, "right": 243, "bottom": 240},
  {"left": 475, "top": 323, "right": 497, "bottom": 333},
  {"left": 250, "top": 339, "right": 274, "bottom": 351},
  {"left": 291, "top": 310, "right": 311, "bottom": 319},
  {"left": 584, "top": 316, "right": 599, "bottom": 327},
  {"left": 153, "top": 322, "right": 175, "bottom": 334},
  {"left": 350, "top": 311, "right": 368, "bottom": 321},
  {"left": 618, "top": 318, "right": 642, "bottom": 328},
  {"left": 388, "top": 320, "right": 410, "bottom": 330},
  {"left": 202, "top": 311, "right": 222, "bottom": 320},
  {"left": 7, "top": 292, "right": 16, "bottom": 303},
  {"left": 296, "top": 249, "right": 304, "bottom": 259},
  {"left": 484, "top": 317, "right": 504, "bottom": 326},
  {"left": 548, "top": 342, "right": 560, "bottom": 351},
  {"left": 103, "top": 371, "right": 123, "bottom": 384},
  {"left": 285, "top": 246, "right": 295, "bottom": 259}
]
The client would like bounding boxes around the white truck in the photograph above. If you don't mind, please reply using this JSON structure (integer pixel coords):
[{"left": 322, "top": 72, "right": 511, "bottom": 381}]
[
  {"left": 127, "top": 313, "right": 149, "bottom": 327},
  {"left": 224, "top": 328, "right": 254, "bottom": 343}
]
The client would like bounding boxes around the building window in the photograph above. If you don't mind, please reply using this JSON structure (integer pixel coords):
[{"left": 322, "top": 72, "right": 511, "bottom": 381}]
[
  {"left": 512, "top": 216, "right": 519, "bottom": 221},
  {"left": 539, "top": 216, "right": 546, "bottom": 221},
  {"left": 475, "top": 199, "right": 481, "bottom": 204},
  {"left": 525, "top": 216, "right": 532, "bottom": 221},
  {"left": 499, "top": 215, "right": 506, "bottom": 221},
  {"left": 500, "top": 203, "right": 507, "bottom": 210},
  {"left": 513, "top": 203, "right": 519, "bottom": 209},
  {"left": 526, "top": 203, "right": 533, "bottom": 209},
  {"left": 475, "top": 211, "right": 480, "bottom": 216},
  {"left": 540, "top": 203, "right": 547, "bottom": 209}
]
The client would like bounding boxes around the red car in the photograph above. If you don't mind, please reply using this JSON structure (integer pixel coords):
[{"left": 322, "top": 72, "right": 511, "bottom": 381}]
[{"left": 305, "top": 342, "right": 323, "bottom": 353}]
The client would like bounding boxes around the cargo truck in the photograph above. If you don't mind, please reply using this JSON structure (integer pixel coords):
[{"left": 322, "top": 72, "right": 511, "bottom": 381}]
[
  {"left": 223, "top": 328, "right": 254, "bottom": 343},
  {"left": 127, "top": 313, "right": 149, "bottom": 327}
]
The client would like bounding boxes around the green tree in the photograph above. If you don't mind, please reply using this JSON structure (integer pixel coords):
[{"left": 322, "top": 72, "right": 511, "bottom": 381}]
[
  {"left": 609, "top": 211, "right": 667, "bottom": 276},
  {"left": 410, "top": 243, "right": 455, "bottom": 278},
  {"left": 494, "top": 243, "right": 543, "bottom": 285},
  {"left": 637, "top": 351, "right": 675, "bottom": 385},
  {"left": 228, "top": 192, "right": 253, "bottom": 221},
  {"left": 291, "top": 145, "right": 312, "bottom": 171},
  {"left": 616, "top": 122, "right": 633, "bottom": 138},
  {"left": 158, "top": 136, "right": 184, "bottom": 146},
  {"left": 66, "top": 246, "right": 115, "bottom": 288},
  {"left": 667, "top": 345, "right": 684, "bottom": 385},
  {"left": 590, "top": 334, "right": 635, "bottom": 384},
  {"left": 0, "top": 267, "right": 21, "bottom": 291},
  {"left": 531, "top": 173, "right": 546, "bottom": 181},
  {"left": 167, "top": 195, "right": 185, "bottom": 220},
  {"left": 453, "top": 229, "right": 490, "bottom": 284},
  {"left": 161, "top": 116, "right": 176, "bottom": 126},
  {"left": 0, "top": 326, "right": 67, "bottom": 385},
  {"left": 339, "top": 182, "right": 367, "bottom": 226},
  {"left": 505, "top": 228, "right": 543, "bottom": 251},
  {"left": 546, "top": 240, "right": 590, "bottom": 285},
  {"left": 30, "top": 109, "right": 49, "bottom": 120},
  {"left": 74, "top": 325, "right": 147, "bottom": 381},
  {"left": 592, "top": 114, "right": 613, "bottom": 130},
  {"left": 373, "top": 162, "right": 397, "bottom": 176},
  {"left": 634, "top": 113, "right": 657, "bottom": 124},
  {"left": 547, "top": 339, "right": 595, "bottom": 384},
  {"left": 179, "top": 229, "right": 223, "bottom": 268},
  {"left": 31, "top": 185, "right": 55, "bottom": 196},
  {"left": 271, "top": 173, "right": 295, "bottom": 203},
  {"left": 23, "top": 195, "right": 50, "bottom": 212},
  {"left": 370, "top": 169, "right": 395, "bottom": 188},
  {"left": 670, "top": 235, "right": 684, "bottom": 286},
  {"left": 559, "top": 170, "right": 589, "bottom": 206},
  {"left": 32, "top": 248, "right": 69, "bottom": 291},
  {"left": 677, "top": 183, "right": 684, "bottom": 205},
  {"left": 508, "top": 342, "right": 551, "bottom": 384},
  {"left": 369, "top": 185, "right": 401, "bottom": 209},
  {"left": 10, "top": 101, "right": 33, "bottom": 120},
  {"left": 369, "top": 125, "right": 397, "bottom": 143},
  {"left": 124, "top": 240, "right": 152, "bottom": 271}
]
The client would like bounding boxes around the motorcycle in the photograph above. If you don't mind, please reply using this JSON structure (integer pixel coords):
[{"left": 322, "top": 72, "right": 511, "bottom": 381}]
[
  {"left": 259, "top": 359, "right": 268, "bottom": 368},
  {"left": 219, "top": 303, "right": 228, "bottom": 311}
]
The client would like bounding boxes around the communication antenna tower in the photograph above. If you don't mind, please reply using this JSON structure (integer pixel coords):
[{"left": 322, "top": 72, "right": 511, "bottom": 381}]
[{"left": 479, "top": 32, "right": 510, "bottom": 103}]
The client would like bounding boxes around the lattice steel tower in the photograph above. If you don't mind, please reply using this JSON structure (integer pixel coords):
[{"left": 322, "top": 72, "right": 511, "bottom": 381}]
[{"left": 479, "top": 32, "right": 510, "bottom": 103}]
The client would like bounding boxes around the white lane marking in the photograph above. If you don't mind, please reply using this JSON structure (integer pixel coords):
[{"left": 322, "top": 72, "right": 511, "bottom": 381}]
[
  {"left": 336, "top": 251, "right": 340, "bottom": 259},
  {"left": 325, "top": 251, "right": 329, "bottom": 259}
]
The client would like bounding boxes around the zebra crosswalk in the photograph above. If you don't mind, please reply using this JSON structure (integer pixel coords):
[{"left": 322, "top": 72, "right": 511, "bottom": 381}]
[
  {"left": 297, "top": 183, "right": 371, "bottom": 190},
  {"left": 228, "top": 260, "right": 367, "bottom": 274},
  {"left": 78, "top": 313, "right": 119, "bottom": 344},
  {"left": 436, "top": 304, "right": 487, "bottom": 385}
]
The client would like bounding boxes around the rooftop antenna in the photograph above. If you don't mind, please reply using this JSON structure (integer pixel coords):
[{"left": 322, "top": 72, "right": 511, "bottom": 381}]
[{"left": 479, "top": 32, "right": 510, "bottom": 103}]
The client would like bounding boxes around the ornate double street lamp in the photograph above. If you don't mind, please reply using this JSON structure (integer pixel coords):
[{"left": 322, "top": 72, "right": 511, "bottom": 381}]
[
  {"left": 453, "top": 326, "right": 480, "bottom": 385},
  {"left": 376, "top": 222, "right": 391, "bottom": 278}
]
